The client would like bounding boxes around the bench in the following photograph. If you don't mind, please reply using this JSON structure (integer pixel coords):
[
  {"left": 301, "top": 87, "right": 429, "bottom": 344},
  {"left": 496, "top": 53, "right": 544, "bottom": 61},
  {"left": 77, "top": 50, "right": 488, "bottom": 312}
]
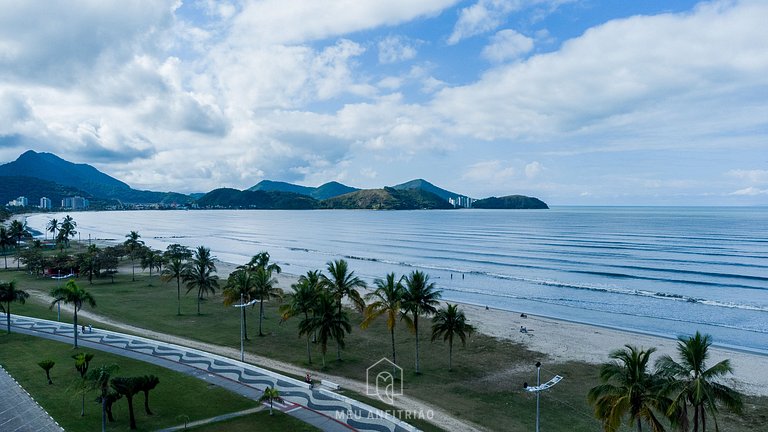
[{"left": 321, "top": 380, "right": 341, "bottom": 390}]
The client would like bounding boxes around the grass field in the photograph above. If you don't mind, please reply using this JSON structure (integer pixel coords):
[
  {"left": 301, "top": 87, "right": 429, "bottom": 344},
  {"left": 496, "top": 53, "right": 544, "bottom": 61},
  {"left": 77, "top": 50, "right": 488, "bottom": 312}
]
[
  {"left": 0, "top": 333, "right": 263, "bottom": 432},
  {"left": 3, "top": 262, "right": 767, "bottom": 432}
]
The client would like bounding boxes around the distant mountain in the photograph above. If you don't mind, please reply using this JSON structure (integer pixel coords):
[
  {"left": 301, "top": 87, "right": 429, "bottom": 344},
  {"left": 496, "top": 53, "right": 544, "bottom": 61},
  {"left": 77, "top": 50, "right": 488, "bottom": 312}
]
[
  {"left": 248, "top": 180, "right": 358, "bottom": 200},
  {"left": 391, "top": 179, "right": 473, "bottom": 207},
  {"left": 472, "top": 195, "right": 549, "bottom": 209},
  {"left": 321, "top": 187, "right": 453, "bottom": 210},
  {"left": 196, "top": 188, "right": 318, "bottom": 209},
  {"left": 0, "top": 150, "right": 191, "bottom": 205}
]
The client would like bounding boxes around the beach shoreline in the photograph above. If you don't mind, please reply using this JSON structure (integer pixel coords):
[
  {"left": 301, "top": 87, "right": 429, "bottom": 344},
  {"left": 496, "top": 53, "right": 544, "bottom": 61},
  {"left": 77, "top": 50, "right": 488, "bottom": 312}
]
[{"left": 242, "top": 262, "right": 768, "bottom": 397}]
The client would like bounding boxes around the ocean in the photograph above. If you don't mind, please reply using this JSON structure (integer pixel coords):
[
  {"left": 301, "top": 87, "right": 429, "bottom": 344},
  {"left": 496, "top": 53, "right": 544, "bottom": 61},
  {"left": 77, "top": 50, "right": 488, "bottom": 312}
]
[{"left": 27, "top": 207, "right": 768, "bottom": 355}]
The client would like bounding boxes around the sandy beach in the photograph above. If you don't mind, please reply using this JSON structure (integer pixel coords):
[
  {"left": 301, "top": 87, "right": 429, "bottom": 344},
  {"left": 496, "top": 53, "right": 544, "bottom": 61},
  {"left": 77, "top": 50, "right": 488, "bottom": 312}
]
[{"left": 228, "top": 260, "right": 768, "bottom": 398}]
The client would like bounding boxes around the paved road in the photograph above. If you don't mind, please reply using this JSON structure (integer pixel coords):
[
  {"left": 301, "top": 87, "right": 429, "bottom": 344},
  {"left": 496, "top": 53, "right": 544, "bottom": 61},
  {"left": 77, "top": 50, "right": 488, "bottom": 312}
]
[
  {"left": 0, "top": 365, "right": 64, "bottom": 432},
  {"left": 5, "top": 314, "right": 418, "bottom": 432}
]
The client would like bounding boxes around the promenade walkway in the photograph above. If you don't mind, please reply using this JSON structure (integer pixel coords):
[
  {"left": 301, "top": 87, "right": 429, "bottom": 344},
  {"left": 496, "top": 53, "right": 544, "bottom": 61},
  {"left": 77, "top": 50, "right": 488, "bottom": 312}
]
[
  {"left": 5, "top": 314, "right": 418, "bottom": 432},
  {"left": 0, "top": 365, "right": 63, "bottom": 432}
]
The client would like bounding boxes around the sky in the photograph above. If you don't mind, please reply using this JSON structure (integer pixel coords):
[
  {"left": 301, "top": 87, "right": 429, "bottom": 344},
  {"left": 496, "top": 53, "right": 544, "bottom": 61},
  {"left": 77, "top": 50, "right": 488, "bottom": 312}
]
[{"left": 0, "top": 0, "right": 767, "bottom": 205}]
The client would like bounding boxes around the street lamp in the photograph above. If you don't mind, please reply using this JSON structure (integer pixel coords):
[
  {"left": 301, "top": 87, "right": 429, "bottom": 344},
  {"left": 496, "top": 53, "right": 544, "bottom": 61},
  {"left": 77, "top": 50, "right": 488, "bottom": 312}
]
[
  {"left": 523, "top": 361, "right": 563, "bottom": 432},
  {"left": 233, "top": 296, "right": 261, "bottom": 361}
]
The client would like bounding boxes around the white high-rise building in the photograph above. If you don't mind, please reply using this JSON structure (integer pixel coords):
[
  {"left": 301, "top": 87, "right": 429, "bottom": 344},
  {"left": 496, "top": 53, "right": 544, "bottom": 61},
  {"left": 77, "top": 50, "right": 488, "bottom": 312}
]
[{"left": 40, "top": 197, "right": 52, "bottom": 209}]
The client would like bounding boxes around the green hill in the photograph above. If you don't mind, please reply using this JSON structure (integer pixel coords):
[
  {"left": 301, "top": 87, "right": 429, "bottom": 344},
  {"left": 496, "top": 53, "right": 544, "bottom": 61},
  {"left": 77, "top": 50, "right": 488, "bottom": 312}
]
[
  {"left": 0, "top": 176, "right": 116, "bottom": 209},
  {"left": 321, "top": 187, "right": 453, "bottom": 210},
  {"left": 472, "top": 195, "right": 549, "bottom": 209},
  {"left": 196, "top": 188, "right": 318, "bottom": 209},
  {"left": 248, "top": 180, "right": 358, "bottom": 200}
]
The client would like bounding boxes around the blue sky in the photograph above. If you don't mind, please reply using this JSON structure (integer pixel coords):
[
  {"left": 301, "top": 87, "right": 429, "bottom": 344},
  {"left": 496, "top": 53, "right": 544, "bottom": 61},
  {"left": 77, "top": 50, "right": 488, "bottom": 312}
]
[{"left": 1, "top": 0, "right": 766, "bottom": 205}]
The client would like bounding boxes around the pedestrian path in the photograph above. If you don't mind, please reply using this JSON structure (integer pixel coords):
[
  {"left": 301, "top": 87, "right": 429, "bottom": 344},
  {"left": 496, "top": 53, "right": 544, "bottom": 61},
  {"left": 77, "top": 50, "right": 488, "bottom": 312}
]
[
  {"left": 6, "top": 314, "right": 418, "bottom": 432},
  {"left": 0, "top": 365, "right": 63, "bottom": 432}
]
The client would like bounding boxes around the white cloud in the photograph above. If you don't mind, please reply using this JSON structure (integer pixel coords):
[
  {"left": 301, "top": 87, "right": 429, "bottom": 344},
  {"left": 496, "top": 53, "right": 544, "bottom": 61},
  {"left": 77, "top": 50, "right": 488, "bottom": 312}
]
[
  {"left": 730, "top": 187, "right": 768, "bottom": 196},
  {"left": 525, "top": 161, "right": 543, "bottom": 178},
  {"left": 727, "top": 169, "right": 768, "bottom": 184},
  {"left": 482, "top": 29, "right": 534, "bottom": 62},
  {"left": 378, "top": 35, "right": 418, "bottom": 64}
]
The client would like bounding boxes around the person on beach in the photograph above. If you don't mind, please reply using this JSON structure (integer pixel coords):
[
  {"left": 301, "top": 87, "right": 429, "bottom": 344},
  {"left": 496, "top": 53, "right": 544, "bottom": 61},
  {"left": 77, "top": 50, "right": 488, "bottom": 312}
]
[
  {"left": 305, "top": 373, "right": 313, "bottom": 388},
  {"left": 88, "top": 324, "right": 93, "bottom": 333},
  {"left": 81, "top": 324, "right": 86, "bottom": 334}
]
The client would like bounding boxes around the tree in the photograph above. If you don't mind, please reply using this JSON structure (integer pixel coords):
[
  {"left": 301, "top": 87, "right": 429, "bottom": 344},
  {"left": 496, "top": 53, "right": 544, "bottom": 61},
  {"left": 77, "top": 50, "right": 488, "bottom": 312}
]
[
  {"left": 0, "top": 280, "right": 29, "bottom": 333},
  {"left": 38, "top": 359, "right": 55, "bottom": 384},
  {"left": 8, "top": 219, "right": 30, "bottom": 269},
  {"left": 182, "top": 246, "right": 219, "bottom": 315},
  {"left": 258, "top": 386, "right": 283, "bottom": 416},
  {"left": 402, "top": 270, "right": 441, "bottom": 374},
  {"left": 280, "top": 270, "right": 321, "bottom": 364},
  {"left": 361, "top": 273, "right": 405, "bottom": 364},
  {"left": 111, "top": 377, "right": 142, "bottom": 430},
  {"left": 321, "top": 259, "right": 366, "bottom": 361},
  {"left": 0, "top": 225, "right": 11, "bottom": 269},
  {"left": 161, "top": 244, "right": 191, "bottom": 315},
  {"left": 73, "top": 352, "right": 95, "bottom": 416},
  {"left": 87, "top": 364, "right": 120, "bottom": 431},
  {"left": 76, "top": 244, "right": 100, "bottom": 284},
  {"left": 123, "top": 231, "right": 144, "bottom": 281},
  {"left": 49, "top": 280, "right": 96, "bottom": 348},
  {"left": 58, "top": 215, "right": 77, "bottom": 249},
  {"left": 241, "top": 251, "right": 282, "bottom": 274},
  {"left": 47, "top": 218, "right": 59, "bottom": 241},
  {"left": 252, "top": 267, "right": 282, "bottom": 337},
  {"left": 656, "top": 332, "right": 742, "bottom": 432},
  {"left": 431, "top": 303, "right": 475, "bottom": 372},
  {"left": 137, "top": 375, "right": 160, "bottom": 415},
  {"left": 298, "top": 289, "right": 351, "bottom": 368},
  {"left": 223, "top": 269, "right": 256, "bottom": 340},
  {"left": 588, "top": 345, "right": 668, "bottom": 432},
  {"left": 140, "top": 248, "right": 163, "bottom": 278}
]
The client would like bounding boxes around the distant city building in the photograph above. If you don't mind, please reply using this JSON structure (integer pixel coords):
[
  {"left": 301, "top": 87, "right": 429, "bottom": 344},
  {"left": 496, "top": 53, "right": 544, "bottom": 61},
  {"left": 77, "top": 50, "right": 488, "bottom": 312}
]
[
  {"left": 7, "top": 196, "right": 29, "bottom": 207},
  {"left": 62, "top": 196, "right": 89, "bottom": 210},
  {"left": 448, "top": 196, "right": 476, "bottom": 208},
  {"left": 40, "top": 197, "right": 52, "bottom": 209}
]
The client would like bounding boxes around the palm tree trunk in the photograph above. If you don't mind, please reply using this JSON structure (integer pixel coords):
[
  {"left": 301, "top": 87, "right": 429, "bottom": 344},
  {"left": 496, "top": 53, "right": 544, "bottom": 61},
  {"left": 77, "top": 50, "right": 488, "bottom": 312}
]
[
  {"left": 101, "top": 393, "right": 107, "bottom": 432},
  {"left": 131, "top": 260, "right": 135, "bottom": 281},
  {"left": 448, "top": 335, "right": 453, "bottom": 372},
  {"left": 637, "top": 418, "right": 642, "bottom": 432},
  {"left": 197, "top": 288, "right": 202, "bottom": 315},
  {"left": 414, "top": 313, "right": 421, "bottom": 374},
  {"left": 6, "top": 302, "right": 11, "bottom": 334},
  {"left": 73, "top": 308, "right": 79, "bottom": 348},
  {"left": 126, "top": 395, "right": 136, "bottom": 430},
  {"left": 694, "top": 405, "right": 700, "bottom": 432},
  {"left": 81, "top": 390, "right": 85, "bottom": 416},
  {"left": 3, "top": 251, "right": 7, "bottom": 269},
  {"left": 143, "top": 390, "right": 153, "bottom": 415},
  {"left": 259, "top": 299, "right": 264, "bottom": 336},
  {"left": 243, "top": 306, "right": 249, "bottom": 340},
  {"left": 176, "top": 277, "right": 181, "bottom": 315},
  {"left": 701, "top": 407, "right": 706, "bottom": 432},
  {"left": 336, "top": 302, "right": 343, "bottom": 361},
  {"left": 390, "top": 327, "right": 396, "bottom": 364},
  {"left": 305, "top": 313, "right": 312, "bottom": 363}
]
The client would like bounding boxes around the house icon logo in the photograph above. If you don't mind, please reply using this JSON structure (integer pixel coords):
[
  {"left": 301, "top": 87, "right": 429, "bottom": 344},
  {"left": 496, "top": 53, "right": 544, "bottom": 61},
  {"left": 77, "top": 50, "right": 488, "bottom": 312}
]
[{"left": 366, "top": 358, "right": 403, "bottom": 405}]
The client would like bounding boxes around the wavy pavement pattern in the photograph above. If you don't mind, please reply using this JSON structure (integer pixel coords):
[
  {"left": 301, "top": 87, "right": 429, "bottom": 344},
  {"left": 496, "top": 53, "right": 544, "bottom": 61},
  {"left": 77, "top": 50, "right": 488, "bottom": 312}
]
[{"left": 6, "top": 314, "right": 418, "bottom": 432}]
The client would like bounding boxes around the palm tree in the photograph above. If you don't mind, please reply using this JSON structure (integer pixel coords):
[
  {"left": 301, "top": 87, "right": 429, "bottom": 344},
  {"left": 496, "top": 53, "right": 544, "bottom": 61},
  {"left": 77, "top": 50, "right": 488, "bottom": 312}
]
[
  {"left": 183, "top": 246, "right": 219, "bottom": 315},
  {"left": 656, "top": 332, "right": 742, "bottom": 432},
  {"left": 0, "top": 280, "right": 29, "bottom": 333},
  {"left": 49, "top": 280, "right": 96, "bottom": 348},
  {"left": 361, "top": 273, "right": 405, "bottom": 364},
  {"left": 252, "top": 267, "right": 282, "bottom": 336},
  {"left": 258, "top": 386, "right": 283, "bottom": 416},
  {"left": 8, "top": 219, "right": 30, "bottom": 269},
  {"left": 137, "top": 375, "right": 160, "bottom": 415},
  {"left": 111, "top": 377, "right": 142, "bottom": 430},
  {"left": 58, "top": 215, "right": 77, "bottom": 249},
  {"left": 123, "top": 231, "right": 144, "bottom": 281},
  {"left": 223, "top": 269, "right": 256, "bottom": 340},
  {"left": 588, "top": 345, "right": 667, "bottom": 432},
  {"left": 280, "top": 270, "right": 321, "bottom": 363},
  {"left": 73, "top": 352, "right": 95, "bottom": 416},
  {"left": 38, "top": 360, "right": 55, "bottom": 384},
  {"left": 321, "top": 259, "right": 366, "bottom": 361},
  {"left": 47, "top": 218, "right": 59, "bottom": 241},
  {"left": 161, "top": 245, "right": 191, "bottom": 316},
  {"left": 87, "top": 364, "right": 120, "bottom": 431},
  {"left": 140, "top": 248, "right": 163, "bottom": 278},
  {"left": 241, "top": 251, "right": 282, "bottom": 274},
  {"left": 431, "top": 303, "right": 475, "bottom": 372},
  {"left": 298, "top": 289, "right": 351, "bottom": 368},
  {"left": 0, "top": 225, "right": 12, "bottom": 269},
  {"left": 402, "top": 270, "right": 442, "bottom": 374}
]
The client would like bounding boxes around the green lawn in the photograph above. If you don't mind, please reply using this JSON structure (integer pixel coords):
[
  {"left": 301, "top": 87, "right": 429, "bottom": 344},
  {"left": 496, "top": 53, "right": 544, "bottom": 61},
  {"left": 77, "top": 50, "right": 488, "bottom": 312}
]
[
  {"left": 3, "top": 266, "right": 767, "bottom": 432},
  {"left": 188, "top": 411, "right": 319, "bottom": 432},
  {"left": 0, "top": 333, "right": 262, "bottom": 432}
]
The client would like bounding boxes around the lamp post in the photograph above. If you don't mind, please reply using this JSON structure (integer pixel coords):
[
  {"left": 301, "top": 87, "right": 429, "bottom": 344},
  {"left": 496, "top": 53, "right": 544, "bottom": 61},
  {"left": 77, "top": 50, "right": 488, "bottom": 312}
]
[
  {"left": 523, "top": 361, "right": 563, "bottom": 432},
  {"left": 233, "top": 297, "right": 261, "bottom": 362}
]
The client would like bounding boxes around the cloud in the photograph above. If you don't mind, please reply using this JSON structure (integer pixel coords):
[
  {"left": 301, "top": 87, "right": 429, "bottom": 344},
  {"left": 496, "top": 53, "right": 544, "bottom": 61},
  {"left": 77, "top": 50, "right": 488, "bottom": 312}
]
[
  {"left": 727, "top": 169, "right": 768, "bottom": 184},
  {"left": 482, "top": 29, "right": 534, "bottom": 62},
  {"left": 525, "top": 161, "right": 543, "bottom": 178},
  {"left": 730, "top": 187, "right": 768, "bottom": 196},
  {"left": 378, "top": 35, "right": 418, "bottom": 64}
]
